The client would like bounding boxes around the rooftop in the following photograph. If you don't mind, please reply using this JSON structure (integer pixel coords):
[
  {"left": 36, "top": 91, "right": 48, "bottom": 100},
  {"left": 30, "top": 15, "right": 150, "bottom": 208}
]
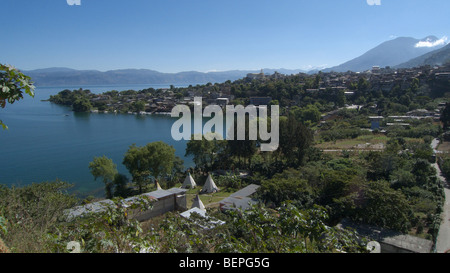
[
  {"left": 220, "top": 184, "right": 260, "bottom": 211},
  {"left": 66, "top": 187, "right": 187, "bottom": 220},
  {"left": 338, "top": 219, "right": 433, "bottom": 253}
]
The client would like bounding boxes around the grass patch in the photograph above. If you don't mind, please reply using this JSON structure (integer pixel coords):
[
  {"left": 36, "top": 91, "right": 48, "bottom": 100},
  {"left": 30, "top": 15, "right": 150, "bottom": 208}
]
[
  {"left": 316, "top": 134, "right": 388, "bottom": 150},
  {"left": 316, "top": 134, "right": 424, "bottom": 150},
  {"left": 437, "top": 141, "right": 450, "bottom": 154},
  {"left": 185, "top": 188, "right": 234, "bottom": 209}
]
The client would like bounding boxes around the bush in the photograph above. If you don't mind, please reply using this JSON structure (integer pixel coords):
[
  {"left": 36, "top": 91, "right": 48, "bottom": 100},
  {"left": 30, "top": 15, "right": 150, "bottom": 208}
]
[
  {"left": 387, "top": 122, "right": 441, "bottom": 138},
  {"left": 320, "top": 126, "right": 371, "bottom": 142},
  {"left": 0, "top": 181, "right": 78, "bottom": 253},
  {"left": 258, "top": 176, "right": 315, "bottom": 208},
  {"left": 441, "top": 158, "right": 450, "bottom": 180},
  {"left": 214, "top": 175, "right": 242, "bottom": 190}
]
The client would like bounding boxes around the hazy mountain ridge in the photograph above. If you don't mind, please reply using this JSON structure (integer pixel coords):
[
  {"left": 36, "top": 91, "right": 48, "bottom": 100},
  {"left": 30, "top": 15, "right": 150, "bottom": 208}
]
[
  {"left": 22, "top": 35, "right": 449, "bottom": 86},
  {"left": 322, "top": 36, "right": 446, "bottom": 72},
  {"left": 23, "top": 68, "right": 306, "bottom": 86},
  {"left": 395, "top": 43, "right": 450, "bottom": 68}
]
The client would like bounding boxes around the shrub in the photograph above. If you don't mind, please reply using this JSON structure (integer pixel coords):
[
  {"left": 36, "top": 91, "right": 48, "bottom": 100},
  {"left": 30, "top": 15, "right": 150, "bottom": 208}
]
[{"left": 0, "top": 181, "right": 78, "bottom": 253}]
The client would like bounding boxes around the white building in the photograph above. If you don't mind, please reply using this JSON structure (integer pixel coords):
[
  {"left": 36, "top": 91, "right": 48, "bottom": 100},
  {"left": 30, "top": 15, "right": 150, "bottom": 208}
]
[{"left": 66, "top": 187, "right": 188, "bottom": 222}]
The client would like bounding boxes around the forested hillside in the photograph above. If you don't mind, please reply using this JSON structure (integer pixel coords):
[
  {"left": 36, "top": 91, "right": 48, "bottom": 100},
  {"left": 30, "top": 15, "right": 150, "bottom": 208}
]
[{"left": 2, "top": 63, "right": 450, "bottom": 253}]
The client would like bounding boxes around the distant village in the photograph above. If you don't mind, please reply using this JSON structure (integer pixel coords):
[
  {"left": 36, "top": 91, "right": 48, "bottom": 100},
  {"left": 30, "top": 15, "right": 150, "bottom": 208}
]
[
  {"left": 82, "top": 64, "right": 450, "bottom": 118},
  {"left": 44, "top": 63, "right": 450, "bottom": 253}
]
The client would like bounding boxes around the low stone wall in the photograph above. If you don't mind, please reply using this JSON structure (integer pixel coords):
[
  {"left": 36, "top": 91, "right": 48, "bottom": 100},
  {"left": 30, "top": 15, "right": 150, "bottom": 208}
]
[
  {"left": 131, "top": 195, "right": 177, "bottom": 222},
  {"left": 67, "top": 188, "right": 188, "bottom": 223}
]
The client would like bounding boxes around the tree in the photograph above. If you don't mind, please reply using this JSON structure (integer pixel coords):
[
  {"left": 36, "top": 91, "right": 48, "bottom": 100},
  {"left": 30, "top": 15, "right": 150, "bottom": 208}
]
[
  {"left": 411, "top": 158, "right": 436, "bottom": 187},
  {"left": 165, "top": 155, "right": 185, "bottom": 188},
  {"left": 440, "top": 103, "right": 450, "bottom": 129},
  {"left": 89, "top": 156, "right": 118, "bottom": 199},
  {"left": 112, "top": 173, "right": 131, "bottom": 198},
  {"left": 279, "top": 114, "right": 313, "bottom": 167},
  {"left": 258, "top": 176, "right": 314, "bottom": 208},
  {"left": 349, "top": 180, "right": 413, "bottom": 232},
  {"left": 440, "top": 158, "right": 450, "bottom": 179},
  {"left": 72, "top": 97, "right": 92, "bottom": 112},
  {"left": 123, "top": 141, "right": 177, "bottom": 193},
  {"left": 299, "top": 104, "right": 321, "bottom": 124},
  {"left": 226, "top": 115, "right": 258, "bottom": 168},
  {"left": 185, "top": 133, "right": 227, "bottom": 171},
  {"left": 132, "top": 100, "right": 146, "bottom": 112},
  {"left": 0, "top": 64, "right": 35, "bottom": 129},
  {"left": 357, "top": 77, "right": 370, "bottom": 92}
]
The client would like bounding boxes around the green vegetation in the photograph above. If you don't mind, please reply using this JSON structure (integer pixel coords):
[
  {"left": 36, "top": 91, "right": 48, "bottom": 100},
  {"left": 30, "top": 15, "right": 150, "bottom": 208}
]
[
  {"left": 72, "top": 96, "right": 92, "bottom": 112},
  {"left": 440, "top": 157, "right": 450, "bottom": 180},
  {"left": 0, "top": 180, "right": 368, "bottom": 253},
  {"left": 48, "top": 88, "right": 92, "bottom": 112},
  {"left": 0, "top": 64, "right": 35, "bottom": 129},
  {"left": 0, "top": 181, "right": 78, "bottom": 253},
  {"left": 185, "top": 133, "right": 227, "bottom": 172},
  {"left": 123, "top": 141, "right": 184, "bottom": 193},
  {"left": 2, "top": 63, "right": 449, "bottom": 252},
  {"left": 89, "top": 156, "right": 120, "bottom": 199},
  {"left": 157, "top": 203, "right": 367, "bottom": 253}
]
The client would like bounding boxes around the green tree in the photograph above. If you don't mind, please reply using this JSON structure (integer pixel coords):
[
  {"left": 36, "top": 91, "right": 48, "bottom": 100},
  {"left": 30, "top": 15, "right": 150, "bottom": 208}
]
[
  {"left": 226, "top": 116, "right": 258, "bottom": 168},
  {"left": 258, "top": 176, "right": 314, "bottom": 208},
  {"left": 299, "top": 104, "right": 321, "bottom": 124},
  {"left": 185, "top": 133, "right": 227, "bottom": 171},
  {"left": 89, "top": 156, "right": 119, "bottom": 199},
  {"left": 440, "top": 103, "right": 450, "bottom": 129},
  {"left": 72, "top": 97, "right": 92, "bottom": 112},
  {"left": 441, "top": 158, "right": 450, "bottom": 179},
  {"left": 112, "top": 173, "right": 131, "bottom": 198},
  {"left": 350, "top": 180, "right": 413, "bottom": 232},
  {"left": 0, "top": 64, "right": 35, "bottom": 129},
  {"left": 279, "top": 114, "right": 313, "bottom": 167},
  {"left": 411, "top": 158, "right": 436, "bottom": 187},
  {"left": 132, "top": 100, "right": 146, "bottom": 112},
  {"left": 357, "top": 77, "right": 370, "bottom": 92},
  {"left": 123, "top": 141, "right": 177, "bottom": 193},
  {"left": 336, "top": 90, "right": 346, "bottom": 107}
]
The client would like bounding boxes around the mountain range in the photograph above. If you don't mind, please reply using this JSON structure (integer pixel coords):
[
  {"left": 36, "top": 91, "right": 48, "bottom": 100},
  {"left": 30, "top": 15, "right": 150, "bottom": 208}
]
[
  {"left": 322, "top": 36, "right": 448, "bottom": 73},
  {"left": 395, "top": 42, "right": 450, "bottom": 68},
  {"left": 22, "top": 35, "right": 450, "bottom": 86},
  {"left": 23, "top": 68, "right": 307, "bottom": 87}
]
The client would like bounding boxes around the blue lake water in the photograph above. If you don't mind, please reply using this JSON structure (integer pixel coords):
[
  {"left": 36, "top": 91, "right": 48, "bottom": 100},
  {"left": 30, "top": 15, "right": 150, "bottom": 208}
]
[{"left": 0, "top": 84, "right": 196, "bottom": 197}]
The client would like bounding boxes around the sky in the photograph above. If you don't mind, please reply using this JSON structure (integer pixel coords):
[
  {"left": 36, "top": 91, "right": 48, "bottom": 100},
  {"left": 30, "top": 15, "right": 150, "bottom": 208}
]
[{"left": 1, "top": 0, "right": 449, "bottom": 73}]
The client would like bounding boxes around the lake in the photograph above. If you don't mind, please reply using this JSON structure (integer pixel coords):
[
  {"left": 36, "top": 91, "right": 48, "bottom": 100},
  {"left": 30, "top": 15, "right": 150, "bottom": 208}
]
[{"left": 0, "top": 84, "right": 197, "bottom": 197}]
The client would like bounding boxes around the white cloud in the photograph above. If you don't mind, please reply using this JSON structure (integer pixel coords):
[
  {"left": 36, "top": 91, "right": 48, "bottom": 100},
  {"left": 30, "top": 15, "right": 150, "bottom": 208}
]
[
  {"left": 415, "top": 36, "right": 448, "bottom": 48},
  {"left": 367, "top": 0, "right": 381, "bottom": 5},
  {"left": 301, "top": 64, "right": 328, "bottom": 71}
]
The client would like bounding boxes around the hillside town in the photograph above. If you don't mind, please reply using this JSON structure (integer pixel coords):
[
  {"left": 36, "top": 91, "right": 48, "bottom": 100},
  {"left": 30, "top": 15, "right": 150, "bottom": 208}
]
[
  {"left": 38, "top": 62, "right": 450, "bottom": 254},
  {"left": 48, "top": 64, "right": 450, "bottom": 118}
]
